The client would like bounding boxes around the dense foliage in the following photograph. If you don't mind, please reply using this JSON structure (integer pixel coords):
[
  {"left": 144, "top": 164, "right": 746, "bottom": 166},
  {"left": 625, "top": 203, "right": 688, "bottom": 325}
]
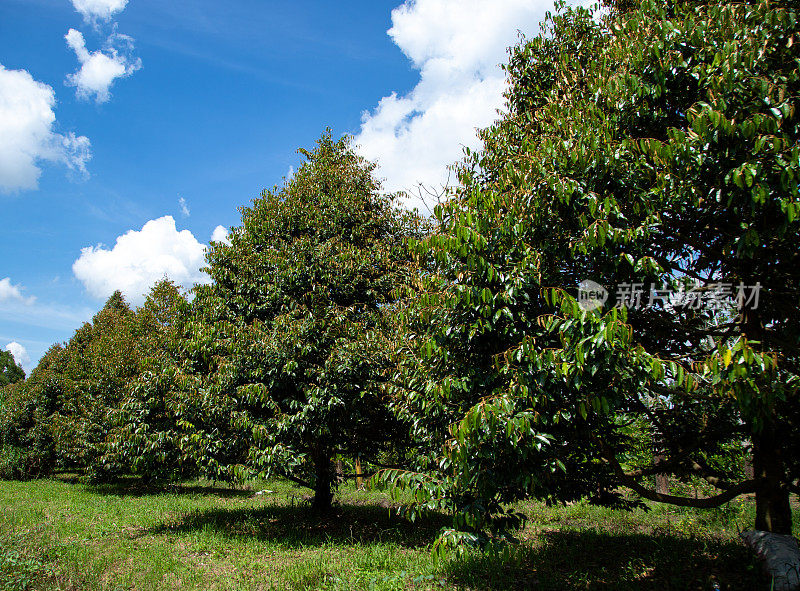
[
  {"left": 0, "top": 282, "right": 187, "bottom": 480},
  {"left": 162, "top": 133, "right": 424, "bottom": 510},
  {"left": 0, "top": 350, "right": 24, "bottom": 388},
  {"left": 97, "top": 280, "right": 190, "bottom": 481},
  {"left": 383, "top": 0, "right": 800, "bottom": 547}
]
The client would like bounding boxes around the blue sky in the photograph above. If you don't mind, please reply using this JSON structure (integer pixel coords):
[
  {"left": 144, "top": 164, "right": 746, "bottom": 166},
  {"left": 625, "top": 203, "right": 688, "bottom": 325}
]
[{"left": 0, "top": 0, "right": 553, "bottom": 371}]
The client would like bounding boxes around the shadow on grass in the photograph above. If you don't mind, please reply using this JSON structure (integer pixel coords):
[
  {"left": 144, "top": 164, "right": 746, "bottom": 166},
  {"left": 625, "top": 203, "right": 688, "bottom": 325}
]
[
  {"left": 146, "top": 502, "right": 449, "bottom": 548},
  {"left": 443, "top": 529, "right": 764, "bottom": 591},
  {"left": 84, "top": 477, "right": 254, "bottom": 499}
]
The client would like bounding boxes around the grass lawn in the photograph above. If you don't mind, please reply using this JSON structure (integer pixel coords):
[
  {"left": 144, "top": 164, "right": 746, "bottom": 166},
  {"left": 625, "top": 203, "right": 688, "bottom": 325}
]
[{"left": 0, "top": 476, "right": 794, "bottom": 590}]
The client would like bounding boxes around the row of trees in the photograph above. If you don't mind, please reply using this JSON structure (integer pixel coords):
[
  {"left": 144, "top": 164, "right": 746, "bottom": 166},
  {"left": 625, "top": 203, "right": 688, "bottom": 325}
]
[
  {"left": 1, "top": 0, "right": 798, "bottom": 546},
  {"left": 0, "top": 134, "right": 424, "bottom": 507},
  {"left": 0, "top": 282, "right": 187, "bottom": 480}
]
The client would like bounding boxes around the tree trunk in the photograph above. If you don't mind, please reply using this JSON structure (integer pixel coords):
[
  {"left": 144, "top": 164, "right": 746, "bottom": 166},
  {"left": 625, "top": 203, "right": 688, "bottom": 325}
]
[
  {"left": 754, "top": 428, "right": 792, "bottom": 534},
  {"left": 744, "top": 449, "right": 754, "bottom": 480},
  {"left": 355, "top": 455, "right": 363, "bottom": 489},
  {"left": 336, "top": 458, "right": 344, "bottom": 483},
  {"left": 741, "top": 303, "right": 792, "bottom": 534},
  {"left": 653, "top": 453, "right": 670, "bottom": 495},
  {"left": 311, "top": 450, "right": 334, "bottom": 513}
]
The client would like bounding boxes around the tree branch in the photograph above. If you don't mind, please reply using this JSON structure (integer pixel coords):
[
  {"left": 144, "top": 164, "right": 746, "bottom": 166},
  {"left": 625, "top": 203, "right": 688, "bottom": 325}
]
[
  {"left": 597, "top": 438, "right": 757, "bottom": 508},
  {"left": 281, "top": 472, "right": 313, "bottom": 489}
]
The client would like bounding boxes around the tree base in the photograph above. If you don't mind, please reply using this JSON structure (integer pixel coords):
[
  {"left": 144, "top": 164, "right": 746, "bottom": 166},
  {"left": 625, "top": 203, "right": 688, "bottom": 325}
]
[{"left": 741, "top": 530, "right": 800, "bottom": 591}]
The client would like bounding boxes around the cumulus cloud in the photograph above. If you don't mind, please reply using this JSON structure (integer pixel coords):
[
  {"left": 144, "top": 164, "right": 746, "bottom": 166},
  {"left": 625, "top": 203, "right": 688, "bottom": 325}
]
[
  {"left": 4, "top": 341, "right": 30, "bottom": 371},
  {"left": 211, "top": 225, "right": 230, "bottom": 245},
  {"left": 65, "top": 29, "right": 141, "bottom": 103},
  {"left": 0, "top": 278, "right": 36, "bottom": 305},
  {"left": 71, "top": 0, "right": 128, "bottom": 23},
  {"left": 179, "top": 196, "right": 190, "bottom": 217},
  {"left": 0, "top": 64, "right": 91, "bottom": 194},
  {"left": 355, "top": 0, "right": 551, "bottom": 210},
  {"left": 73, "top": 216, "right": 209, "bottom": 305}
]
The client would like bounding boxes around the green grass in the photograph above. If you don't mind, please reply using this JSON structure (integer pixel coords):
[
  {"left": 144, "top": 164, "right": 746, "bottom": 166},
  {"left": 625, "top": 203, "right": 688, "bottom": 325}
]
[{"left": 0, "top": 476, "right": 792, "bottom": 590}]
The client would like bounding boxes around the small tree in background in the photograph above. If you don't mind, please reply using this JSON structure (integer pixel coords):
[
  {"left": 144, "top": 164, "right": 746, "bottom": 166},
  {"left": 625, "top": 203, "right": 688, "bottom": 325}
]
[
  {"left": 47, "top": 291, "right": 140, "bottom": 472},
  {"left": 98, "top": 279, "right": 191, "bottom": 482},
  {"left": 0, "top": 345, "right": 62, "bottom": 479},
  {"left": 0, "top": 350, "right": 24, "bottom": 388}
]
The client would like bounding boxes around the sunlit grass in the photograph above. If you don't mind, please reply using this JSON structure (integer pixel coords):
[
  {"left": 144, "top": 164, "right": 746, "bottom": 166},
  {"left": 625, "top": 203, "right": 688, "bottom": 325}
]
[{"left": 0, "top": 476, "right": 788, "bottom": 590}]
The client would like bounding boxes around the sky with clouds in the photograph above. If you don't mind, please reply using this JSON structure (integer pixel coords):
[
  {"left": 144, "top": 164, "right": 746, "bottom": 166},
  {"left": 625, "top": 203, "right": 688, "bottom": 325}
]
[{"left": 0, "top": 0, "right": 555, "bottom": 372}]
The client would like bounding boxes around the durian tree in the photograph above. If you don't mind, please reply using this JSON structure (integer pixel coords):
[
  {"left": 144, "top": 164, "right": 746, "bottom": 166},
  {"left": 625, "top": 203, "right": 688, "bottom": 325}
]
[
  {"left": 178, "top": 132, "right": 424, "bottom": 511},
  {"left": 388, "top": 0, "right": 800, "bottom": 547}
]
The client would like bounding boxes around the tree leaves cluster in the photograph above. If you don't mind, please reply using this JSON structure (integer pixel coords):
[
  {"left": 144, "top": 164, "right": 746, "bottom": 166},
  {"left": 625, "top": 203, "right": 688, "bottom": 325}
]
[
  {"left": 0, "top": 351, "right": 24, "bottom": 389},
  {"left": 383, "top": 0, "right": 800, "bottom": 547}
]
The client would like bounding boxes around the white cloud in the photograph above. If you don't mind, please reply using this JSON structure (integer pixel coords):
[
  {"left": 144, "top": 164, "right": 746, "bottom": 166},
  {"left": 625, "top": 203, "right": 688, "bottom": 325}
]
[
  {"left": 65, "top": 29, "right": 141, "bottom": 103},
  {"left": 0, "top": 64, "right": 91, "bottom": 194},
  {"left": 0, "top": 300, "right": 94, "bottom": 332},
  {"left": 71, "top": 0, "right": 128, "bottom": 23},
  {"left": 4, "top": 341, "right": 30, "bottom": 371},
  {"left": 0, "top": 278, "right": 36, "bottom": 306},
  {"left": 179, "top": 196, "right": 190, "bottom": 217},
  {"left": 355, "top": 0, "right": 551, "bottom": 210},
  {"left": 73, "top": 216, "right": 209, "bottom": 305},
  {"left": 211, "top": 225, "right": 231, "bottom": 245}
]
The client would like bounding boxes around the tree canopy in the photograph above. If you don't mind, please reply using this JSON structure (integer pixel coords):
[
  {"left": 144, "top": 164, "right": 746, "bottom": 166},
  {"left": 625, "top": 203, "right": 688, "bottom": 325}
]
[
  {"left": 384, "top": 0, "right": 800, "bottom": 547},
  {"left": 174, "top": 132, "right": 424, "bottom": 510}
]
